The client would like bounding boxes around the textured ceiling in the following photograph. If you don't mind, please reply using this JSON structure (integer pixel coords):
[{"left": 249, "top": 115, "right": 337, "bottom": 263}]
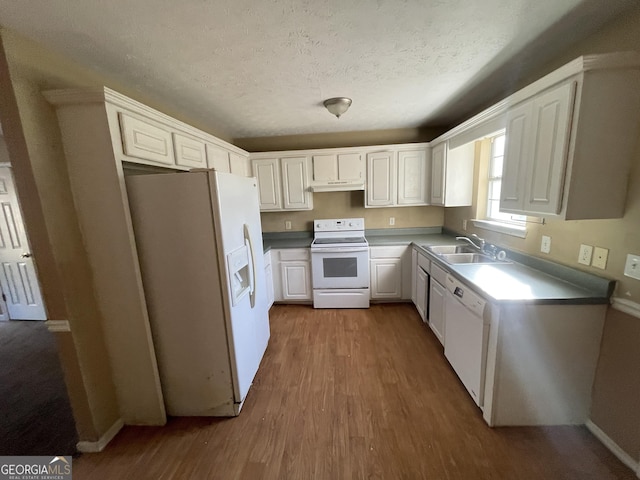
[{"left": 0, "top": 0, "right": 637, "bottom": 140}]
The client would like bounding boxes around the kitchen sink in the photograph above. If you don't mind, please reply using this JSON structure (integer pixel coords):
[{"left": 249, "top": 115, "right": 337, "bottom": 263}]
[
  {"left": 426, "top": 245, "right": 478, "bottom": 255},
  {"left": 439, "top": 252, "right": 503, "bottom": 264}
]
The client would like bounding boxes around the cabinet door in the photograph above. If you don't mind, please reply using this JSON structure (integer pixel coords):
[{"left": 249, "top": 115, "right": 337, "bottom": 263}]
[
  {"left": 252, "top": 158, "right": 282, "bottom": 210},
  {"left": 416, "top": 268, "right": 427, "bottom": 322},
  {"left": 370, "top": 258, "right": 402, "bottom": 299},
  {"left": 119, "top": 112, "right": 175, "bottom": 166},
  {"left": 206, "top": 144, "right": 231, "bottom": 172},
  {"left": 429, "top": 279, "right": 446, "bottom": 345},
  {"left": 230, "top": 152, "right": 249, "bottom": 177},
  {"left": 281, "top": 157, "right": 312, "bottom": 210},
  {"left": 337, "top": 153, "right": 363, "bottom": 181},
  {"left": 265, "top": 263, "right": 274, "bottom": 309},
  {"left": 173, "top": 133, "right": 207, "bottom": 169},
  {"left": 524, "top": 81, "right": 575, "bottom": 215},
  {"left": 398, "top": 149, "right": 428, "bottom": 205},
  {"left": 501, "top": 101, "right": 533, "bottom": 213},
  {"left": 281, "top": 262, "right": 311, "bottom": 300},
  {"left": 411, "top": 249, "right": 418, "bottom": 304},
  {"left": 366, "top": 151, "right": 395, "bottom": 206},
  {"left": 430, "top": 143, "right": 446, "bottom": 205},
  {"left": 312, "top": 154, "right": 338, "bottom": 182}
]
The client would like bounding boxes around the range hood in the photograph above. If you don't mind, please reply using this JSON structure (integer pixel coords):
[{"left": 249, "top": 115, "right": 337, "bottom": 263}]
[{"left": 309, "top": 181, "right": 365, "bottom": 192}]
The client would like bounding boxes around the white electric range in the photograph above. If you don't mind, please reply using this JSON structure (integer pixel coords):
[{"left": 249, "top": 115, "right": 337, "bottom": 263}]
[{"left": 310, "top": 218, "right": 370, "bottom": 308}]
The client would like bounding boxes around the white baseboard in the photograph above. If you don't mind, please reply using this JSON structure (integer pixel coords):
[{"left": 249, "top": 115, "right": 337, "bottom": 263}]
[
  {"left": 586, "top": 419, "right": 639, "bottom": 475},
  {"left": 76, "top": 418, "right": 124, "bottom": 453}
]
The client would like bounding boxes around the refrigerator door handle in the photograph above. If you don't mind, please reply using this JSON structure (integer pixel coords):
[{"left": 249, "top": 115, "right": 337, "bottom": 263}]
[{"left": 243, "top": 223, "right": 257, "bottom": 308}]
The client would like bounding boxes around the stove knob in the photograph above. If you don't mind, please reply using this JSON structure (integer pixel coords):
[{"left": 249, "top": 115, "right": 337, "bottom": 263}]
[
  {"left": 349, "top": 222, "right": 355, "bottom": 227},
  {"left": 316, "top": 223, "right": 321, "bottom": 229}
]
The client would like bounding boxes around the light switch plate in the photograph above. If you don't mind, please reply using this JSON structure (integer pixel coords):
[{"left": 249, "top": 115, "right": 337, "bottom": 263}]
[
  {"left": 285, "top": 220, "right": 292, "bottom": 230},
  {"left": 624, "top": 254, "right": 640, "bottom": 280},
  {"left": 592, "top": 247, "right": 609, "bottom": 269},
  {"left": 540, "top": 235, "right": 551, "bottom": 254},
  {"left": 578, "top": 244, "right": 593, "bottom": 266}
]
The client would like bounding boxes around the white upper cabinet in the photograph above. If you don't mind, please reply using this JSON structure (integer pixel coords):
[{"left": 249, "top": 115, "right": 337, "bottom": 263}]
[
  {"left": 311, "top": 152, "right": 364, "bottom": 189},
  {"left": 501, "top": 81, "right": 575, "bottom": 216},
  {"left": 253, "top": 158, "right": 282, "bottom": 210},
  {"left": 281, "top": 157, "right": 312, "bottom": 210},
  {"left": 173, "top": 133, "right": 207, "bottom": 169},
  {"left": 497, "top": 54, "right": 640, "bottom": 219},
  {"left": 430, "top": 141, "right": 474, "bottom": 207},
  {"left": 119, "top": 112, "right": 175, "bottom": 166},
  {"left": 206, "top": 144, "right": 231, "bottom": 173},
  {"left": 397, "top": 149, "right": 429, "bottom": 205},
  {"left": 366, "top": 151, "right": 396, "bottom": 206},
  {"left": 251, "top": 156, "right": 312, "bottom": 211},
  {"left": 366, "top": 146, "right": 430, "bottom": 208}
]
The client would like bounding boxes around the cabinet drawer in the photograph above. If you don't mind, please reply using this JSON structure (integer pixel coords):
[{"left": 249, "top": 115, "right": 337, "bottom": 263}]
[
  {"left": 278, "top": 248, "right": 310, "bottom": 261},
  {"left": 173, "top": 133, "right": 207, "bottom": 168},
  {"left": 119, "top": 112, "right": 175, "bottom": 165},
  {"left": 417, "top": 252, "right": 430, "bottom": 273},
  {"left": 431, "top": 262, "right": 448, "bottom": 285},
  {"left": 369, "top": 245, "right": 407, "bottom": 259}
]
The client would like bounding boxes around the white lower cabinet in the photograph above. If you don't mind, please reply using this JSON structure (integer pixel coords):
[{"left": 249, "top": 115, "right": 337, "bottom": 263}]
[
  {"left": 272, "top": 248, "right": 311, "bottom": 302},
  {"left": 369, "top": 246, "right": 411, "bottom": 300},
  {"left": 264, "top": 251, "right": 274, "bottom": 309},
  {"left": 416, "top": 268, "right": 428, "bottom": 322},
  {"left": 428, "top": 263, "right": 447, "bottom": 345}
]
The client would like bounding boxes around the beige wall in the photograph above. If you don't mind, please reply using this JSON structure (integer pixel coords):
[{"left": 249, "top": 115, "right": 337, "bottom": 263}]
[
  {"left": 444, "top": 7, "right": 640, "bottom": 463},
  {"left": 261, "top": 191, "right": 444, "bottom": 232},
  {"left": 0, "top": 29, "right": 121, "bottom": 441}
]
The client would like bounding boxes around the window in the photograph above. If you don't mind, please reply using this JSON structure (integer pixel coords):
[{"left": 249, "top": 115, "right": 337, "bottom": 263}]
[
  {"left": 486, "top": 133, "right": 525, "bottom": 224},
  {"left": 471, "top": 132, "right": 530, "bottom": 238}
]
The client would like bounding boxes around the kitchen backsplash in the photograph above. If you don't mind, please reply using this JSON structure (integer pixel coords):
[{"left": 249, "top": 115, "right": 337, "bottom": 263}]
[{"left": 260, "top": 191, "right": 444, "bottom": 232}]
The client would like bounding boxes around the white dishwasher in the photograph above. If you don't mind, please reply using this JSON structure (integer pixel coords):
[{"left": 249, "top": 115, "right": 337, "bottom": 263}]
[{"left": 444, "top": 274, "right": 489, "bottom": 407}]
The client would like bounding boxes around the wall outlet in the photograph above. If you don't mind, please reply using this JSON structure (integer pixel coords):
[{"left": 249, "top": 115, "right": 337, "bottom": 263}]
[
  {"left": 592, "top": 247, "right": 609, "bottom": 269},
  {"left": 578, "top": 244, "right": 593, "bottom": 266},
  {"left": 540, "top": 235, "right": 551, "bottom": 254},
  {"left": 285, "top": 220, "right": 292, "bottom": 230},
  {"left": 624, "top": 254, "right": 640, "bottom": 280},
  {"left": 462, "top": 219, "right": 468, "bottom": 231},
  {"left": 389, "top": 217, "right": 395, "bottom": 226}
]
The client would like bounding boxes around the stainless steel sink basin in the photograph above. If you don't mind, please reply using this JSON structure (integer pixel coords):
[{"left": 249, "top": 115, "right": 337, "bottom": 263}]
[
  {"left": 426, "top": 245, "right": 478, "bottom": 255},
  {"left": 440, "top": 253, "right": 501, "bottom": 264}
]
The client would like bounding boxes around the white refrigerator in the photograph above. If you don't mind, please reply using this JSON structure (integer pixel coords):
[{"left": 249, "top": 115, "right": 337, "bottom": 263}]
[{"left": 126, "top": 170, "right": 270, "bottom": 416}]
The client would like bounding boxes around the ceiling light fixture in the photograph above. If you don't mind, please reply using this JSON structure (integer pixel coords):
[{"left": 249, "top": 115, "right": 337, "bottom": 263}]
[{"left": 323, "top": 97, "right": 352, "bottom": 118}]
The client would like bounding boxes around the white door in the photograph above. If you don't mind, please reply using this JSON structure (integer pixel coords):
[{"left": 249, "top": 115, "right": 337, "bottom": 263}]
[
  {"left": 370, "top": 258, "right": 402, "bottom": 299},
  {"left": 0, "top": 167, "right": 46, "bottom": 320},
  {"left": 281, "top": 157, "right": 311, "bottom": 210},
  {"left": 397, "top": 149, "right": 428, "bottom": 205},
  {"left": 366, "top": 151, "right": 395, "bottom": 206},
  {"left": 430, "top": 143, "right": 446, "bottom": 205},
  {"left": 500, "top": 101, "right": 533, "bottom": 213},
  {"left": 252, "top": 158, "right": 282, "bottom": 210},
  {"left": 524, "top": 81, "right": 575, "bottom": 215}
]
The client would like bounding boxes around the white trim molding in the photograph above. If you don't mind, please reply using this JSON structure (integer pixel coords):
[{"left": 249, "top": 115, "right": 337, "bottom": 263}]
[
  {"left": 76, "top": 418, "right": 124, "bottom": 453},
  {"left": 586, "top": 420, "right": 639, "bottom": 475},
  {"left": 45, "top": 320, "right": 71, "bottom": 333},
  {"left": 611, "top": 297, "right": 640, "bottom": 319},
  {"left": 471, "top": 219, "right": 527, "bottom": 239}
]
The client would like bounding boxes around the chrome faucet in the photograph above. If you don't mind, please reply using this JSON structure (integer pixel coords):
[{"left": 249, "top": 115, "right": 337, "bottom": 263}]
[{"left": 456, "top": 234, "right": 485, "bottom": 251}]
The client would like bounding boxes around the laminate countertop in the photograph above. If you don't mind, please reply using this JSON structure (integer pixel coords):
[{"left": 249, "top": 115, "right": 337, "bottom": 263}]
[{"left": 263, "top": 229, "right": 614, "bottom": 305}]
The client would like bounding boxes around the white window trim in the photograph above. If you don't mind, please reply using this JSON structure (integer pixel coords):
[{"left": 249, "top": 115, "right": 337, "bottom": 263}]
[{"left": 471, "top": 219, "right": 527, "bottom": 238}]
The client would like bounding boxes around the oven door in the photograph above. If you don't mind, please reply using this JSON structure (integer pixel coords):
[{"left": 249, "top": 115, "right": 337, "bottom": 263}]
[{"left": 311, "top": 247, "right": 370, "bottom": 289}]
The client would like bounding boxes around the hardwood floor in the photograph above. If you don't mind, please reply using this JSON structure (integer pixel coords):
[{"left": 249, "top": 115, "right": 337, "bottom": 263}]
[{"left": 75, "top": 304, "right": 634, "bottom": 479}]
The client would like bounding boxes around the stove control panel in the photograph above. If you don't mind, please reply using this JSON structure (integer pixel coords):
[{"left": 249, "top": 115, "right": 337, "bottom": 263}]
[{"left": 314, "top": 217, "right": 365, "bottom": 232}]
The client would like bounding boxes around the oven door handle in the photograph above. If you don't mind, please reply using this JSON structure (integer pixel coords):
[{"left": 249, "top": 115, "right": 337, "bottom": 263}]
[{"left": 311, "top": 247, "right": 370, "bottom": 254}]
